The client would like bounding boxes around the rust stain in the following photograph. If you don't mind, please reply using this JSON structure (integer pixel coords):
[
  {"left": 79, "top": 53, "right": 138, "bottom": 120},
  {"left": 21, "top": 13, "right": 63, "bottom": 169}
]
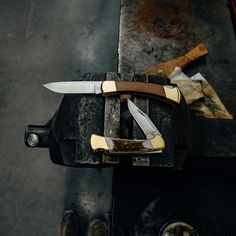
[
  {"left": 137, "top": 3, "right": 186, "bottom": 38},
  {"left": 136, "top": 2, "right": 198, "bottom": 51}
]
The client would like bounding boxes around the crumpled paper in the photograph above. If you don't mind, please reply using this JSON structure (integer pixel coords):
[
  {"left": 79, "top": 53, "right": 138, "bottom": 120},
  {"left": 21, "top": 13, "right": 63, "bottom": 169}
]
[{"left": 169, "top": 67, "right": 233, "bottom": 119}]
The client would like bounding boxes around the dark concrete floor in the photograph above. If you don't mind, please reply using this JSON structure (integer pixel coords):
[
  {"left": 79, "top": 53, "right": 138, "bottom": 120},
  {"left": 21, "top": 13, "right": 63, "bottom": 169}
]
[{"left": 0, "top": 1, "right": 120, "bottom": 235}]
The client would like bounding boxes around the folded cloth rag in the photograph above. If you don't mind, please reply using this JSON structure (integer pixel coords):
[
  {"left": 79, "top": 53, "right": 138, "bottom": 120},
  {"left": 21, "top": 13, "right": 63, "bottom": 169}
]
[{"left": 169, "top": 67, "right": 233, "bottom": 119}]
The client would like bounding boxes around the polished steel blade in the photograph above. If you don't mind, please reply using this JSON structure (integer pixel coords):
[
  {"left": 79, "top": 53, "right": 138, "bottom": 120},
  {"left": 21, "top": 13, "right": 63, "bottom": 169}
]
[
  {"left": 127, "top": 99, "right": 162, "bottom": 139},
  {"left": 43, "top": 81, "right": 103, "bottom": 94}
]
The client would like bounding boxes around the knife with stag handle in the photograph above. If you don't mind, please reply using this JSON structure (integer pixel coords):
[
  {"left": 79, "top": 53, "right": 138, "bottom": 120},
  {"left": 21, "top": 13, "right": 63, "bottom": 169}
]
[
  {"left": 43, "top": 81, "right": 181, "bottom": 104},
  {"left": 90, "top": 99, "right": 165, "bottom": 154}
]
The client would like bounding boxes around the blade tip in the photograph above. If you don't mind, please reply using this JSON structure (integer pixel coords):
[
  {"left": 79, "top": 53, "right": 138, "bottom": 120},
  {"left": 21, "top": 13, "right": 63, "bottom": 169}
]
[
  {"left": 42, "top": 83, "right": 53, "bottom": 90},
  {"left": 127, "top": 98, "right": 132, "bottom": 107}
]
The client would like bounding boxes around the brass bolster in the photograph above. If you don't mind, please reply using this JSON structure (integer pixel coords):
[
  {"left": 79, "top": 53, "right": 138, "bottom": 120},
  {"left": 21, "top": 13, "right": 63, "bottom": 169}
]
[
  {"left": 91, "top": 134, "right": 165, "bottom": 154},
  {"left": 163, "top": 86, "right": 181, "bottom": 103},
  {"left": 149, "top": 135, "right": 165, "bottom": 150},
  {"left": 101, "top": 81, "right": 117, "bottom": 93},
  {"left": 90, "top": 134, "right": 109, "bottom": 151}
]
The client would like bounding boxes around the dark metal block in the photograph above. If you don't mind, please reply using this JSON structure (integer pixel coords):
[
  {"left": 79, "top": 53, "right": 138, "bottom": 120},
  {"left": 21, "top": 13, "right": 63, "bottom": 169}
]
[
  {"left": 192, "top": 116, "right": 236, "bottom": 158},
  {"left": 103, "top": 72, "right": 120, "bottom": 164},
  {"left": 49, "top": 73, "right": 106, "bottom": 166}
]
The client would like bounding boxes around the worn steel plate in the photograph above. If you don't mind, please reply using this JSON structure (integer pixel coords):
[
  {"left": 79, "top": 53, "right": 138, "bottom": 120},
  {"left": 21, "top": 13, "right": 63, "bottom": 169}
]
[{"left": 118, "top": 0, "right": 236, "bottom": 115}]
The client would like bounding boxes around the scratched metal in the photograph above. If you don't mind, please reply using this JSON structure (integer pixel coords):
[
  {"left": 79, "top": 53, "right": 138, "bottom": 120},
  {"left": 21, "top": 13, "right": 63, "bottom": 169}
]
[
  {"left": 103, "top": 72, "right": 120, "bottom": 164},
  {"left": 118, "top": 0, "right": 191, "bottom": 79},
  {"left": 118, "top": 0, "right": 236, "bottom": 115}
]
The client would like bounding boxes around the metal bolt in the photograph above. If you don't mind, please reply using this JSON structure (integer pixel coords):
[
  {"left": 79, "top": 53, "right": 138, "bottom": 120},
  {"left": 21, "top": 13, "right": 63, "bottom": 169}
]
[
  {"left": 27, "top": 134, "right": 39, "bottom": 147},
  {"left": 159, "top": 221, "right": 198, "bottom": 236},
  {"left": 158, "top": 69, "right": 164, "bottom": 76}
]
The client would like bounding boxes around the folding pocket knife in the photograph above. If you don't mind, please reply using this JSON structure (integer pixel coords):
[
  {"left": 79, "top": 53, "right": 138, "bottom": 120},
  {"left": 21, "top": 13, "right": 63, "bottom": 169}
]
[
  {"left": 43, "top": 80, "right": 181, "bottom": 104},
  {"left": 90, "top": 99, "right": 165, "bottom": 154}
]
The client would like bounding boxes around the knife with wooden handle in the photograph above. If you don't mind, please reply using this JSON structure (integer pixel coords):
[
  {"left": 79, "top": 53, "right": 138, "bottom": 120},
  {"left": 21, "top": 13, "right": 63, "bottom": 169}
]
[
  {"left": 90, "top": 99, "right": 165, "bottom": 154},
  {"left": 43, "top": 80, "right": 181, "bottom": 104}
]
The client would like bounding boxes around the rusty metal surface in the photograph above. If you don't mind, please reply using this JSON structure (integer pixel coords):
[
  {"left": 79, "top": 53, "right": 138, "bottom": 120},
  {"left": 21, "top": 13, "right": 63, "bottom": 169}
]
[
  {"left": 114, "top": 0, "right": 236, "bottom": 235},
  {"left": 52, "top": 73, "right": 105, "bottom": 166},
  {"left": 118, "top": 0, "right": 198, "bottom": 79},
  {"left": 118, "top": 0, "right": 236, "bottom": 116}
]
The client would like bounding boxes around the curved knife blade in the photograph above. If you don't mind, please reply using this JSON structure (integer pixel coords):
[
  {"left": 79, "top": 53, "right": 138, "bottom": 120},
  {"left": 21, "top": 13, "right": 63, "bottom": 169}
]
[
  {"left": 127, "top": 98, "right": 162, "bottom": 140},
  {"left": 43, "top": 81, "right": 103, "bottom": 94},
  {"left": 90, "top": 99, "right": 165, "bottom": 154}
]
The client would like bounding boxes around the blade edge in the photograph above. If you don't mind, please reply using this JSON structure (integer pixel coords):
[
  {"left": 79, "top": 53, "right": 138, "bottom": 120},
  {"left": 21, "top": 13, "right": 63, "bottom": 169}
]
[
  {"left": 43, "top": 81, "right": 103, "bottom": 94},
  {"left": 127, "top": 99, "right": 162, "bottom": 138}
]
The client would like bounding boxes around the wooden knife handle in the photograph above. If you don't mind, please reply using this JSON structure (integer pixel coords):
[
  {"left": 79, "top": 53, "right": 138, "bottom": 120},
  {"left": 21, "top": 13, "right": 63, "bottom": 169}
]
[
  {"left": 90, "top": 134, "right": 165, "bottom": 154},
  {"left": 184, "top": 43, "right": 208, "bottom": 62},
  {"left": 101, "top": 81, "right": 181, "bottom": 104},
  {"left": 145, "top": 44, "right": 208, "bottom": 76}
]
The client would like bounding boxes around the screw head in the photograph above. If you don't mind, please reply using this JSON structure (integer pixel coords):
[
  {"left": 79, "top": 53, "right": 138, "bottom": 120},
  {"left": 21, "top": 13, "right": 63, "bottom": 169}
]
[
  {"left": 27, "top": 134, "right": 39, "bottom": 147},
  {"left": 158, "top": 69, "right": 164, "bottom": 76}
]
